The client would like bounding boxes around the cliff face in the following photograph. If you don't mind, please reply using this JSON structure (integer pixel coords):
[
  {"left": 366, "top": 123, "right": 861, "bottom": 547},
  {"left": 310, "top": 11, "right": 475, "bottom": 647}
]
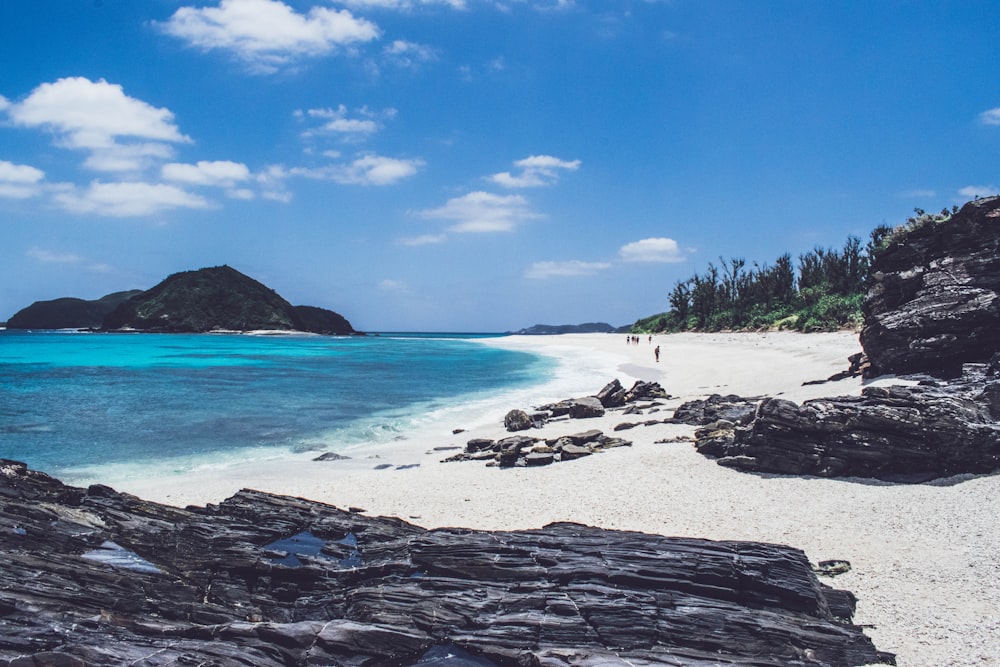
[
  {"left": 101, "top": 266, "right": 355, "bottom": 335},
  {"left": 861, "top": 196, "right": 1000, "bottom": 378},
  {"left": 5, "top": 291, "right": 142, "bottom": 330}
]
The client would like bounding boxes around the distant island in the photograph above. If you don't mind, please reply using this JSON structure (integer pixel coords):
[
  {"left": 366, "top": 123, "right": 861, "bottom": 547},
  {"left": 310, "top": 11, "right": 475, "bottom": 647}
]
[
  {"left": 508, "top": 322, "right": 627, "bottom": 335},
  {"left": 6, "top": 265, "right": 356, "bottom": 335},
  {"left": 5, "top": 290, "right": 143, "bottom": 330}
]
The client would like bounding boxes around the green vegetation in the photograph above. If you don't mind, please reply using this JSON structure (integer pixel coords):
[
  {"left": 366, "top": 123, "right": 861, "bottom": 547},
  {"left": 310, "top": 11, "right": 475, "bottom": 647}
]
[{"left": 632, "top": 228, "right": 891, "bottom": 334}]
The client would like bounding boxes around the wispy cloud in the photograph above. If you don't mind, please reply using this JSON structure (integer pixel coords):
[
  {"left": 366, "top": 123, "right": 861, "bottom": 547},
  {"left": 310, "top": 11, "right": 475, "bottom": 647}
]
[
  {"left": 158, "top": 0, "right": 380, "bottom": 74},
  {"left": 525, "top": 260, "right": 612, "bottom": 279},
  {"left": 618, "top": 237, "right": 686, "bottom": 263},
  {"left": 162, "top": 160, "right": 251, "bottom": 187},
  {"left": 337, "top": 0, "right": 466, "bottom": 9},
  {"left": 958, "top": 185, "right": 998, "bottom": 199},
  {"left": 54, "top": 181, "right": 213, "bottom": 217},
  {"left": 379, "top": 278, "right": 409, "bottom": 292},
  {"left": 5, "top": 77, "right": 191, "bottom": 173},
  {"left": 417, "top": 191, "right": 541, "bottom": 232},
  {"left": 489, "top": 154, "right": 580, "bottom": 188},
  {"left": 383, "top": 40, "right": 437, "bottom": 68},
  {"left": 293, "top": 154, "right": 423, "bottom": 185},
  {"left": 0, "top": 160, "right": 45, "bottom": 198},
  {"left": 297, "top": 105, "right": 397, "bottom": 141},
  {"left": 978, "top": 107, "right": 1000, "bottom": 126},
  {"left": 26, "top": 247, "right": 114, "bottom": 273},
  {"left": 400, "top": 233, "right": 448, "bottom": 246}
]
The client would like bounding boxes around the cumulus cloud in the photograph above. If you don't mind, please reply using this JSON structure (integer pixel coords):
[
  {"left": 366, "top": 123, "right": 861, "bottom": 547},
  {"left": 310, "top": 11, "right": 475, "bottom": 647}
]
[
  {"left": 958, "top": 185, "right": 998, "bottom": 199},
  {"left": 417, "top": 191, "right": 541, "bottom": 232},
  {"left": 159, "top": 0, "right": 380, "bottom": 73},
  {"left": 0, "top": 160, "right": 45, "bottom": 198},
  {"left": 524, "top": 260, "right": 612, "bottom": 279},
  {"left": 618, "top": 237, "right": 685, "bottom": 263},
  {"left": 54, "top": 181, "right": 213, "bottom": 217},
  {"left": 0, "top": 95, "right": 9, "bottom": 111},
  {"left": 162, "top": 160, "right": 251, "bottom": 187},
  {"left": 979, "top": 107, "right": 1000, "bottom": 126},
  {"left": 489, "top": 154, "right": 581, "bottom": 188},
  {"left": 5, "top": 77, "right": 190, "bottom": 173},
  {"left": 293, "top": 154, "right": 423, "bottom": 185}
]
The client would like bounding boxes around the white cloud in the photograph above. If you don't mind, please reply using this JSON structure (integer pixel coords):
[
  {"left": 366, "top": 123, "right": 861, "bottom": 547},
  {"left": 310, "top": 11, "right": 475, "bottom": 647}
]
[
  {"left": 379, "top": 279, "right": 409, "bottom": 291},
  {"left": 54, "top": 181, "right": 213, "bottom": 217},
  {"left": 298, "top": 105, "right": 393, "bottom": 140},
  {"left": 293, "top": 154, "right": 423, "bottom": 185},
  {"left": 525, "top": 260, "right": 612, "bottom": 279},
  {"left": 162, "top": 160, "right": 251, "bottom": 187},
  {"left": 6, "top": 77, "right": 189, "bottom": 173},
  {"left": 159, "top": 0, "right": 380, "bottom": 73},
  {"left": 26, "top": 248, "right": 83, "bottom": 264},
  {"left": 958, "top": 185, "right": 998, "bottom": 199},
  {"left": 0, "top": 95, "right": 9, "bottom": 111},
  {"left": 417, "top": 191, "right": 541, "bottom": 232},
  {"left": 256, "top": 165, "right": 293, "bottom": 202},
  {"left": 383, "top": 40, "right": 437, "bottom": 67},
  {"left": 7, "top": 77, "right": 189, "bottom": 150},
  {"left": 618, "top": 237, "right": 686, "bottom": 263},
  {"left": 337, "top": 0, "right": 466, "bottom": 9},
  {"left": 400, "top": 233, "right": 447, "bottom": 246},
  {"left": 490, "top": 154, "right": 580, "bottom": 188},
  {"left": 0, "top": 160, "right": 45, "bottom": 198},
  {"left": 979, "top": 107, "right": 1000, "bottom": 126}
]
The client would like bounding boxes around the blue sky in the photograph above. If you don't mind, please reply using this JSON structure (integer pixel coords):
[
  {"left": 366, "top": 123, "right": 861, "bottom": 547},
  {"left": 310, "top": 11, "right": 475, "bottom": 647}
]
[{"left": 1, "top": 1, "right": 998, "bottom": 331}]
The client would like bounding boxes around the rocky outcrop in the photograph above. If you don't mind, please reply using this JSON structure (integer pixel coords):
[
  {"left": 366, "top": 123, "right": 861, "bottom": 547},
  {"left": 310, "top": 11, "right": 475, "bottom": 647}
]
[
  {"left": 0, "top": 460, "right": 891, "bottom": 666},
  {"left": 5, "top": 290, "right": 142, "bottom": 329},
  {"left": 100, "top": 265, "right": 354, "bottom": 334},
  {"left": 861, "top": 196, "right": 1000, "bottom": 378},
  {"left": 672, "top": 393, "right": 761, "bottom": 426},
  {"left": 692, "top": 361, "right": 1000, "bottom": 480},
  {"left": 444, "top": 429, "right": 633, "bottom": 467}
]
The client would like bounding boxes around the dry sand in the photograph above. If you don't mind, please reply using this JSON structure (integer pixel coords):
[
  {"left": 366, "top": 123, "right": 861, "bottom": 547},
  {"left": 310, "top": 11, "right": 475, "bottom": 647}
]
[{"left": 115, "top": 331, "right": 1000, "bottom": 667}]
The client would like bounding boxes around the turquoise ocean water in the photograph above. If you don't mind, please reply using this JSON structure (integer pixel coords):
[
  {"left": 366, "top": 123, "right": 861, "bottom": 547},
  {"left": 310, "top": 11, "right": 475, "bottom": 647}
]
[{"left": 0, "top": 330, "right": 554, "bottom": 481}]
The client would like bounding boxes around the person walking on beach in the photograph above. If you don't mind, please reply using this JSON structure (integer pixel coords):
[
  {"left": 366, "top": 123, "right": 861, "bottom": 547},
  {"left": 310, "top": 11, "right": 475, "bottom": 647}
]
[{"left": 654, "top": 345, "right": 660, "bottom": 362}]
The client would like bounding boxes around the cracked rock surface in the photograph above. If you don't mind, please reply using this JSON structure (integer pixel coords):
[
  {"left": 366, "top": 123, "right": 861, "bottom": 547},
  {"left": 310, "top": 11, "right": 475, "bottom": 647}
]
[{"left": 0, "top": 460, "right": 891, "bottom": 666}]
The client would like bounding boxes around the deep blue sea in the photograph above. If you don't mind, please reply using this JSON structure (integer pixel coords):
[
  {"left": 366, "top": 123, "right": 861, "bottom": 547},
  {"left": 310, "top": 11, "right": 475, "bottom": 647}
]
[{"left": 0, "top": 330, "right": 556, "bottom": 481}]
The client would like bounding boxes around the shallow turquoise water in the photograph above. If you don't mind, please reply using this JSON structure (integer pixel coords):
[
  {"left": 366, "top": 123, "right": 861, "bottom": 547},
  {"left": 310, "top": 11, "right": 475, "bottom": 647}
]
[{"left": 0, "top": 330, "right": 552, "bottom": 476}]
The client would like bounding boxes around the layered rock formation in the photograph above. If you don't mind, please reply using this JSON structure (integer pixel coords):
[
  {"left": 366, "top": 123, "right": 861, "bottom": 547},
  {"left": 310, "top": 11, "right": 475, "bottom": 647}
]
[
  {"left": 101, "top": 265, "right": 354, "bottom": 334},
  {"left": 862, "top": 196, "right": 1000, "bottom": 378},
  {"left": 691, "top": 361, "right": 1000, "bottom": 480},
  {"left": 685, "top": 198, "right": 1000, "bottom": 481},
  {"left": 5, "top": 290, "right": 142, "bottom": 329},
  {"left": 0, "top": 460, "right": 891, "bottom": 666}
]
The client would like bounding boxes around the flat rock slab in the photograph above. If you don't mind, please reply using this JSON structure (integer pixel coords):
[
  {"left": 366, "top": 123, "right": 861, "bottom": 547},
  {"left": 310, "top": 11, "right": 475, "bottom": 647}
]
[{"left": 0, "top": 459, "right": 892, "bottom": 666}]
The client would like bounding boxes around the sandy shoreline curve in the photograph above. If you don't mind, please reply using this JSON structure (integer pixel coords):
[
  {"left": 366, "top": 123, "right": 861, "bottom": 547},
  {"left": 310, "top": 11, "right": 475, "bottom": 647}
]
[{"left": 108, "top": 331, "right": 998, "bottom": 667}]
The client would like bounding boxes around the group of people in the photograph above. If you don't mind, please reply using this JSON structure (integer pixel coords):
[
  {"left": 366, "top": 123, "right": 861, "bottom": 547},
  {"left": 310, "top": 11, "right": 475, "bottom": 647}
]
[{"left": 626, "top": 335, "right": 661, "bottom": 363}]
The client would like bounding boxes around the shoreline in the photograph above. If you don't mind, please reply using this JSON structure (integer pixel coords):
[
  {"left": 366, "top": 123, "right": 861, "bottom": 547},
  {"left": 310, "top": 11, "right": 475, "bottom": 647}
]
[{"left": 94, "top": 331, "right": 996, "bottom": 666}]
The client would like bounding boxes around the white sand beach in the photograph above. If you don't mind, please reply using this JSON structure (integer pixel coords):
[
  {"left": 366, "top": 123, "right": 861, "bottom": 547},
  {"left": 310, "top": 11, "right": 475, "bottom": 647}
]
[{"left": 115, "top": 331, "right": 1000, "bottom": 667}]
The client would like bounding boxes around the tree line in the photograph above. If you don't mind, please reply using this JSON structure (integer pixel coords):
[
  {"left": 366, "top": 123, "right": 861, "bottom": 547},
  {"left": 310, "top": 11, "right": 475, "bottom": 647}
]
[{"left": 632, "top": 226, "right": 896, "bottom": 333}]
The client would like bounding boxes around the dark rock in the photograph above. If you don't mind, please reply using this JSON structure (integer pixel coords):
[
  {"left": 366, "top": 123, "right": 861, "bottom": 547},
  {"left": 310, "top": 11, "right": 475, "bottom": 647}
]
[
  {"left": 5, "top": 290, "right": 142, "bottom": 330},
  {"left": 623, "top": 380, "right": 669, "bottom": 402},
  {"left": 557, "top": 443, "right": 593, "bottom": 460},
  {"left": 503, "top": 409, "right": 533, "bottom": 432},
  {"left": 524, "top": 451, "right": 556, "bottom": 466},
  {"left": 861, "top": 196, "right": 1000, "bottom": 378},
  {"left": 465, "top": 438, "right": 496, "bottom": 453},
  {"left": 814, "top": 560, "right": 853, "bottom": 577},
  {"left": 567, "top": 396, "right": 605, "bottom": 419},
  {"left": 0, "top": 460, "right": 891, "bottom": 666},
  {"left": 672, "top": 394, "right": 761, "bottom": 426},
  {"left": 597, "top": 379, "right": 627, "bottom": 407},
  {"left": 694, "top": 376, "right": 1000, "bottom": 480},
  {"left": 101, "top": 265, "right": 355, "bottom": 335},
  {"left": 313, "top": 452, "right": 350, "bottom": 461}
]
